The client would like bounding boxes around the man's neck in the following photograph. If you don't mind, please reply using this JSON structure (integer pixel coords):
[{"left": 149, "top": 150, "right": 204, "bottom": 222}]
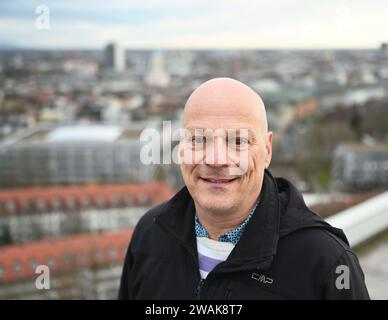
[{"left": 195, "top": 197, "right": 259, "bottom": 241}]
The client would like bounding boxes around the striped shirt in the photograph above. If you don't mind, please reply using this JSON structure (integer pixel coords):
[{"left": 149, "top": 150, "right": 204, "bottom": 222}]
[
  {"left": 195, "top": 202, "right": 259, "bottom": 279},
  {"left": 196, "top": 237, "right": 235, "bottom": 279}
]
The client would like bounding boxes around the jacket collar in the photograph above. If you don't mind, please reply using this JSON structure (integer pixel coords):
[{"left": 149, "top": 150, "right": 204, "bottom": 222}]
[{"left": 155, "top": 169, "right": 281, "bottom": 270}]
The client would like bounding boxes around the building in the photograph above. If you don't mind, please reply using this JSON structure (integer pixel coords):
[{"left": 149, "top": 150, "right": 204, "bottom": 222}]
[
  {"left": 103, "top": 42, "right": 126, "bottom": 73},
  {"left": 0, "top": 229, "right": 133, "bottom": 299},
  {"left": 319, "top": 84, "right": 387, "bottom": 110},
  {"left": 0, "top": 123, "right": 162, "bottom": 187},
  {"left": 380, "top": 42, "right": 388, "bottom": 58},
  {"left": 333, "top": 143, "right": 388, "bottom": 190},
  {"left": 145, "top": 50, "right": 170, "bottom": 87},
  {"left": 0, "top": 181, "right": 174, "bottom": 244}
]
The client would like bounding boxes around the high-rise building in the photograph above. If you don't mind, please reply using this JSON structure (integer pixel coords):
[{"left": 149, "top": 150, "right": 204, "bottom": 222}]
[
  {"left": 379, "top": 42, "right": 388, "bottom": 60},
  {"left": 145, "top": 50, "right": 170, "bottom": 87},
  {"left": 103, "top": 42, "right": 126, "bottom": 73}
]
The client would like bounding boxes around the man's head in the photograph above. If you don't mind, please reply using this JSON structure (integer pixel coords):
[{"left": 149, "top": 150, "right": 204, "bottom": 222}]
[{"left": 180, "top": 77, "right": 272, "bottom": 216}]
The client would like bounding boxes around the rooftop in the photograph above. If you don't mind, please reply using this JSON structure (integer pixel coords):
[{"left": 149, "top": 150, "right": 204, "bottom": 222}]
[
  {"left": 0, "top": 181, "right": 175, "bottom": 215},
  {"left": 0, "top": 123, "right": 155, "bottom": 147},
  {"left": 336, "top": 143, "right": 388, "bottom": 152},
  {"left": 46, "top": 125, "right": 122, "bottom": 142},
  {"left": 0, "top": 229, "right": 133, "bottom": 283}
]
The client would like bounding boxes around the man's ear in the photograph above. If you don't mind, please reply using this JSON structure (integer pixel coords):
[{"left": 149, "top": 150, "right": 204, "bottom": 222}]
[{"left": 265, "top": 131, "right": 273, "bottom": 169}]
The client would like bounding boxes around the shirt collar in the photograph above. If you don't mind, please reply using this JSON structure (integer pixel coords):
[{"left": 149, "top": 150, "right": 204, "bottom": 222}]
[{"left": 195, "top": 201, "right": 259, "bottom": 245}]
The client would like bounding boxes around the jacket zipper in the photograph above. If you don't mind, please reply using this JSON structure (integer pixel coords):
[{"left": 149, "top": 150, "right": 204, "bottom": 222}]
[
  {"left": 224, "top": 287, "right": 232, "bottom": 300},
  {"left": 154, "top": 216, "right": 204, "bottom": 297},
  {"left": 196, "top": 278, "right": 205, "bottom": 299}
]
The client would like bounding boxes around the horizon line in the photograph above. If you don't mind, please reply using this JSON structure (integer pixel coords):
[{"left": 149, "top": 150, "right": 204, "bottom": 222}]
[{"left": 0, "top": 45, "right": 384, "bottom": 52}]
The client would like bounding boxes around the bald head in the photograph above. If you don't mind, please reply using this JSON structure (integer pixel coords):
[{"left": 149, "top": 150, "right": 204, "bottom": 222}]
[{"left": 183, "top": 77, "right": 268, "bottom": 136}]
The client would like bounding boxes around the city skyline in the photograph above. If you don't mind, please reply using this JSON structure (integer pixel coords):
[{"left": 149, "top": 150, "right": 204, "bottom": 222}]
[{"left": 0, "top": 0, "right": 388, "bottom": 50}]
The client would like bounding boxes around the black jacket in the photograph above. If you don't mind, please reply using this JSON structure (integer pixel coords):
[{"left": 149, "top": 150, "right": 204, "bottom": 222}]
[{"left": 118, "top": 170, "right": 370, "bottom": 300}]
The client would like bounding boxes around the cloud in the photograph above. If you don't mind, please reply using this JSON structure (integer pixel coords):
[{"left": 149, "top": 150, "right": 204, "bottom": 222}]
[{"left": 0, "top": 0, "right": 387, "bottom": 49}]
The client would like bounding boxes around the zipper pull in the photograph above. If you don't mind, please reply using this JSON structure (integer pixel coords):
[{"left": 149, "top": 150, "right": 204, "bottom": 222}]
[{"left": 196, "top": 279, "right": 204, "bottom": 299}]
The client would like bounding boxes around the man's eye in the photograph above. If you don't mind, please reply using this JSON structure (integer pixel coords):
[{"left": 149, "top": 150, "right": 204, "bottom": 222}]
[{"left": 229, "top": 137, "right": 248, "bottom": 147}]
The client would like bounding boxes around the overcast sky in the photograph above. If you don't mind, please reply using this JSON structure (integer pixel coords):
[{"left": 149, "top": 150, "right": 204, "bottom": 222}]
[{"left": 0, "top": 0, "right": 387, "bottom": 49}]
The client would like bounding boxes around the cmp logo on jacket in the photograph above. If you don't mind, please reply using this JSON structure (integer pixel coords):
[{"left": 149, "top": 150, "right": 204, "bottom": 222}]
[{"left": 251, "top": 273, "right": 274, "bottom": 285}]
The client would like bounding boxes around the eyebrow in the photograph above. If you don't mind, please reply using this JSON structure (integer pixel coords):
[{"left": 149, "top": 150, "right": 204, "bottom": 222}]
[{"left": 184, "top": 127, "right": 256, "bottom": 137}]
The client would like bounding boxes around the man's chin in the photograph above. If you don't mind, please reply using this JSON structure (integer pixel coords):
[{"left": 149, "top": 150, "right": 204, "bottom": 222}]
[{"left": 197, "top": 199, "right": 236, "bottom": 214}]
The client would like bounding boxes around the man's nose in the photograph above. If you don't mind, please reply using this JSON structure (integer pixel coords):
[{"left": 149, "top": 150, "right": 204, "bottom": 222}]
[{"left": 204, "top": 137, "right": 228, "bottom": 166}]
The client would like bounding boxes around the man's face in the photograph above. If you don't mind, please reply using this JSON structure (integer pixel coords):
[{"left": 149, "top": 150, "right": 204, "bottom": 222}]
[{"left": 180, "top": 83, "right": 272, "bottom": 215}]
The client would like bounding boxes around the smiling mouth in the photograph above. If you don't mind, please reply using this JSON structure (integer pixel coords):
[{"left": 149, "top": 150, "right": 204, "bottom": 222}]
[{"left": 199, "top": 177, "right": 239, "bottom": 184}]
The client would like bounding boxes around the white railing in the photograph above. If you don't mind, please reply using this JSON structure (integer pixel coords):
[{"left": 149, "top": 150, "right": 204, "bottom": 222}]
[{"left": 326, "top": 191, "right": 388, "bottom": 247}]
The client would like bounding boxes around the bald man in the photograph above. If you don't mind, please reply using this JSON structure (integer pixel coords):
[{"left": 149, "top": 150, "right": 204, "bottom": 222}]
[{"left": 119, "top": 78, "right": 369, "bottom": 300}]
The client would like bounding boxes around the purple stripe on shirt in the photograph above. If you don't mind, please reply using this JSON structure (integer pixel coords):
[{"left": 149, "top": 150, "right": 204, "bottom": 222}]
[{"left": 198, "top": 252, "right": 224, "bottom": 273}]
